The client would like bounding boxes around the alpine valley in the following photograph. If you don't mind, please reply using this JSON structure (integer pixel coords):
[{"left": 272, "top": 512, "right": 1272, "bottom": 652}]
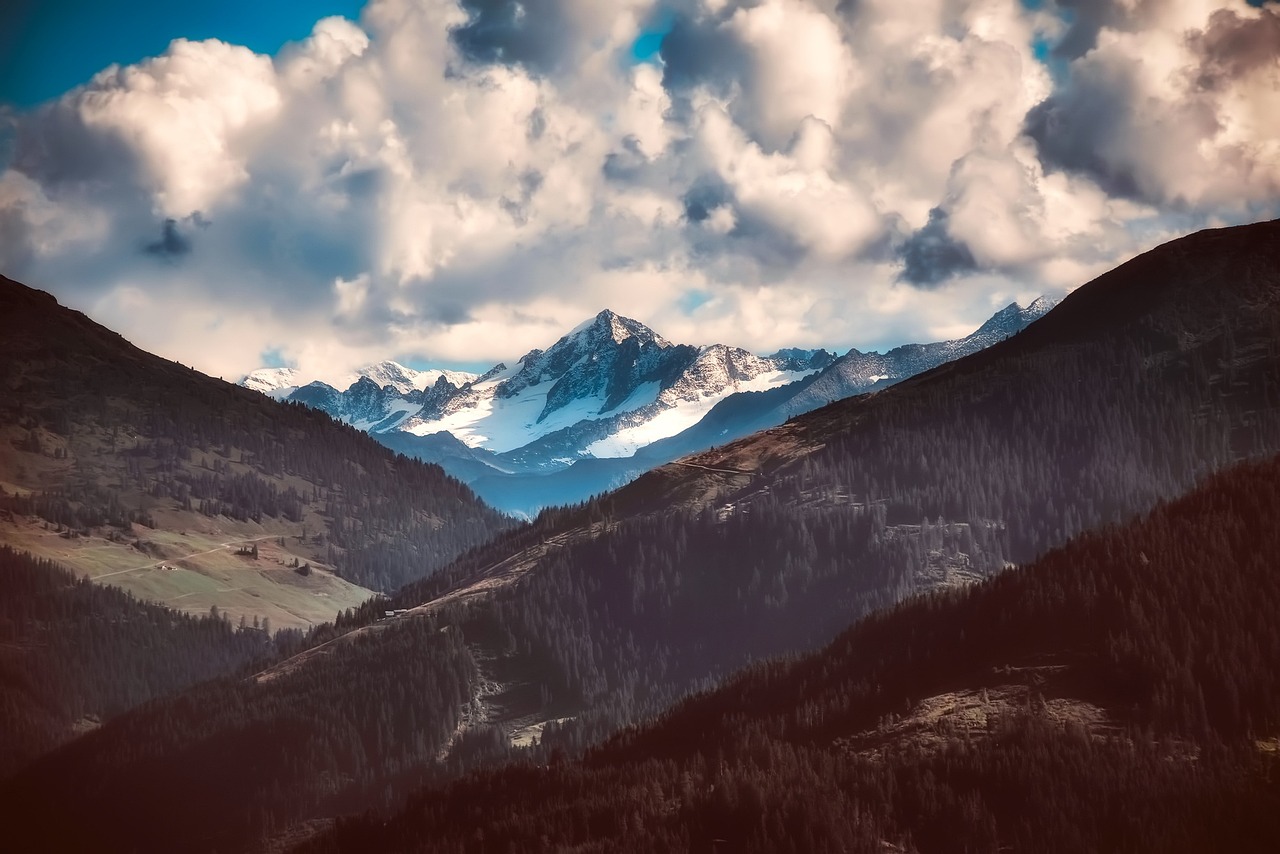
[
  {"left": 6, "top": 0, "right": 1280, "bottom": 848},
  {"left": 3, "top": 221, "right": 1279, "bottom": 854},
  {"left": 239, "top": 299, "right": 1057, "bottom": 516}
]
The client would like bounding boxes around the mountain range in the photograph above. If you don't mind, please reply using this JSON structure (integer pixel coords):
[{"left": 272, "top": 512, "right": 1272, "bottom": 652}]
[
  {"left": 240, "top": 298, "right": 1056, "bottom": 515},
  {"left": 4, "top": 220, "right": 1277, "bottom": 853}
]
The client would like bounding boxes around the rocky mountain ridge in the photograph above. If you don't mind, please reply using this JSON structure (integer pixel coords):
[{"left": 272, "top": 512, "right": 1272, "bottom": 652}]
[
  {"left": 238, "top": 301, "right": 1052, "bottom": 515},
  {"left": 240, "top": 309, "right": 836, "bottom": 478}
]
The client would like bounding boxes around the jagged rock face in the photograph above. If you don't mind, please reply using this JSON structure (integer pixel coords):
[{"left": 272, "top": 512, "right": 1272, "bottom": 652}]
[
  {"left": 768, "top": 348, "right": 837, "bottom": 370},
  {"left": 496, "top": 312, "right": 836, "bottom": 435},
  {"left": 341, "top": 362, "right": 477, "bottom": 395},
  {"left": 657, "top": 345, "right": 832, "bottom": 407},
  {"left": 288, "top": 381, "right": 344, "bottom": 414},
  {"left": 407, "top": 375, "right": 471, "bottom": 420},
  {"left": 472, "top": 362, "right": 508, "bottom": 384},
  {"left": 492, "top": 310, "right": 680, "bottom": 422},
  {"left": 280, "top": 376, "right": 445, "bottom": 432},
  {"left": 340, "top": 377, "right": 401, "bottom": 428},
  {"left": 963, "top": 297, "right": 1059, "bottom": 350},
  {"left": 240, "top": 361, "right": 476, "bottom": 401}
]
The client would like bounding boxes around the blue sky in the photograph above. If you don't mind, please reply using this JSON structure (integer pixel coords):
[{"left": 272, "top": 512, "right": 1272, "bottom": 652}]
[{"left": 0, "top": 0, "right": 366, "bottom": 108}]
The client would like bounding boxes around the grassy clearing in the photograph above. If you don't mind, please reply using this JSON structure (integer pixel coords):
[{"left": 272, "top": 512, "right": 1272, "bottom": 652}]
[{"left": 1, "top": 514, "right": 375, "bottom": 631}]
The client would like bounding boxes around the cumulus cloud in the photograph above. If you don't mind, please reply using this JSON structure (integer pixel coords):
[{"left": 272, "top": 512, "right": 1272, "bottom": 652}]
[
  {"left": 1027, "top": 1, "right": 1280, "bottom": 210},
  {"left": 0, "top": 0, "right": 1276, "bottom": 382}
]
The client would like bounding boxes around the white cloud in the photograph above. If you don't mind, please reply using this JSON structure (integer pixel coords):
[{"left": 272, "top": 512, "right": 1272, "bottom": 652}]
[
  {"left": 1, "top": 0, "right": 1276, "bottom": 382},
  {"left": 1027, "top": 1, "right": 1280, "bottom": 211},
  {"left": 75, "top": 39, "right": 281, "bottom": 217},
  {"left": 725, "top": 0, "right": 858, "bottom": 150}
]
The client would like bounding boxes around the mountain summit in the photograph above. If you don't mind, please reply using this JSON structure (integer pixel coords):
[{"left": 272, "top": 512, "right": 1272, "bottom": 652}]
[
  {"left": 567, "top": 308, "right": 671, "bottom": 348},
  {"left": 967, "top": 297, "right": 1060, "bottom": 347},
  {"left": 396, "top": 310, "right": 831, "bottom": 462},
  {"left": 491, "top": 309, "right": 678, "bottom": 418}
]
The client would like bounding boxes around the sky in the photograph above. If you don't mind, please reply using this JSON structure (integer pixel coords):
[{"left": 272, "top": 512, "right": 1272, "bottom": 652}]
[{"left": 1, "top": 0, "right": 1277, "bottom": 384}]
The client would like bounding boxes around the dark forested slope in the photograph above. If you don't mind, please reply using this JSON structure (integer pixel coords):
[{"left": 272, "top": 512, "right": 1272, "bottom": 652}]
[
  {"left": 304, "top": 452, "right": 1280, "bottom": 854},
  {"left": 0, "top": 547, "right": 268, "bottom": 779},
  {"left": 0, "top": 277, "right": 510, "bottom": 594}
]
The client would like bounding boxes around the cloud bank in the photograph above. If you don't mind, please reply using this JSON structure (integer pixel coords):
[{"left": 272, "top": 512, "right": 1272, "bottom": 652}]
[{"left": 1, "top": 0, "right": 1277, "bottom": 382}]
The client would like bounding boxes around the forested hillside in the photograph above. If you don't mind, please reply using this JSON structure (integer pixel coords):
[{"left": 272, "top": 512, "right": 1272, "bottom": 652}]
[
  {"left": 381, "top": 218, "right": 1280, "bottom": 745},
  {"left": 0, "top": 277, "right": 510, "bottom": 596},
  {"left": 3, "top": 221, "right": 1278, "bottom": 853},
  {"left": 0, "top": 547, "right": 268, "bottom": 778},
  {"left": 2, "top": 606, "right": 479, "bottom": 853},
  {"left": 301, "top": 452, "right": 1280, "bottom": 853}
]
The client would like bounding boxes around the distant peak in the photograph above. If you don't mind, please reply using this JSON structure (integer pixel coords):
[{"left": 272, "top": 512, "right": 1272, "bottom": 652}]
[
  {"left": 569, "top": 309, "right": 669, "bottom": 348},
  {"left": 474, "top": 362, "right": 508, "bottom": 384},
  {"left": 362, "top": 359, "right": 406, "bottom": 371},
  {"left": 967, "top": 296, "right": 1057, "bottom": 342},
  {"left": 239, "top": 367, "right": 301, "bottom": 396},
  {"left": 1024, "top": 295, "right": 1059, "bottom": 316}
]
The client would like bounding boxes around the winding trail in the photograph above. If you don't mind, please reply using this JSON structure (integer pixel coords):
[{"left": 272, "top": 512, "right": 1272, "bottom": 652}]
[{"left": 670, "top": 460, "right": 755, "bottom": 476}]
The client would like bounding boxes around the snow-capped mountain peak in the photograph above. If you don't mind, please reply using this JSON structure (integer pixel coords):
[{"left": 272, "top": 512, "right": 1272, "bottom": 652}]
[
  {"left": 495, "top": 311, "right": 674, "bottom": 408},
  {"left": 237, "top": 360, "right": 478, "bottom": 426},
  {"left": 1024, "top": 295, "right": 1058, "bottom": 316},
  {"left": 391, "top": 310, "right": 828, "bottom": 458},
  {"left": 341, "top": 361, "right": 477, "bottom": 395},
  {"left": 971, "top": 297, "right": 1059, "bottom": 343},
  {"left": 239, "top": 367, "right": 301, "bottom": 399},
  {"left": 566, "top": 309, "right": 670, "bottom": 348}
]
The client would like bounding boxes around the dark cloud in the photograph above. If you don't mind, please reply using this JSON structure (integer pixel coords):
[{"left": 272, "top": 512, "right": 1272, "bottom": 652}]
[
  {"left": 451, "top": 0, "right": 577, "bottom": 75},
  {"left": 602, "top": 137, "right": 650, "bottom": 183},
  {"left": 144, "top": 217, "right": 193, "bottom": 259},
  {"left": 334, "top": 166, "right": 384, "bottom": 199},
  {"left": 681, "top": 175, "right": 732, "bottom": 223},
  {"left": 1189, "top": 7, "right": 1280, "bottom": 90},
  {"left": 1023, "top": 72, "right": 1144, "bottom": 200},
  {"left": 1044, "top": 0, "right": 1279, "bottom": 65},
  {"left": 0, "top": 199, "right": 34, "bottom": 273},
  {"left": 724, "top": 211, "right": 809, "bottom": 267},
  {"left": 1026, "top": 4, "right": 1276, "bottom": 207},
  {"left": 898, "top": 208, "right": 976, "bottom": 287},
  {"left": 500, "top": 169, "right": 543, "bottom": 224},
  {"left": 213, "top": 195, "right": 370, "bottom": 290},
  {"left": 682, "top": 201, "right": 810, "bottom": 271},
  {"left": 12, "top": 97, "right": 140, "bottom": 188},
  {"left": 527, "top": 107, "right": 546, "bottom": 141},
  {"left": 0, "top": 106, "right": 15, "bottom": 170},
  {"left": 659, "top": 13, "right": 750, "bottom": 97},
  {"left": 1050, "top": 0, "right": 1124, "bottom": 60}
]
